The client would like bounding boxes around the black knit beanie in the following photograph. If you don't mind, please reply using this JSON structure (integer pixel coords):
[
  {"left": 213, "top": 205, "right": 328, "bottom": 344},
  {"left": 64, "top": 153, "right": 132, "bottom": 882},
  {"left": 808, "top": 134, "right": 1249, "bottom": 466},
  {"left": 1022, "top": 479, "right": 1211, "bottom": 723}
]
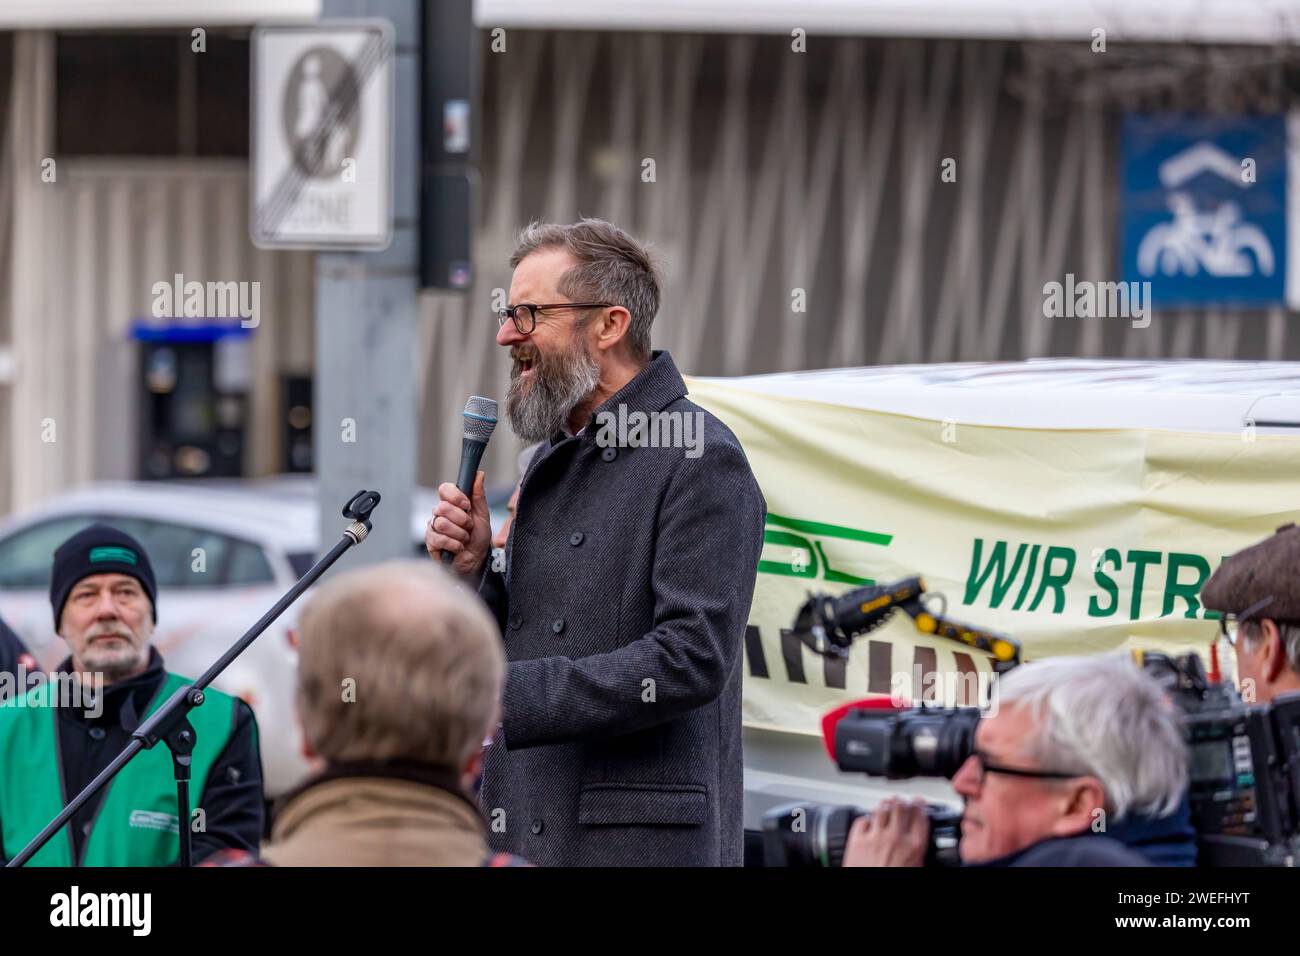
[{"left": 50, "top": 524, "right": 158, "bottom": 631}]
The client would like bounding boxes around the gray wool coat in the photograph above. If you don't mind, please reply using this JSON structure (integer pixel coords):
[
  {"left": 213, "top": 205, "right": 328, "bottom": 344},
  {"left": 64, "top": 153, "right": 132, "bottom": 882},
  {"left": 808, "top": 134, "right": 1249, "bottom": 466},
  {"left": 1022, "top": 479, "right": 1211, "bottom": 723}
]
[{"left": 475, "top": 351, "right": 766, "bottom": 866}]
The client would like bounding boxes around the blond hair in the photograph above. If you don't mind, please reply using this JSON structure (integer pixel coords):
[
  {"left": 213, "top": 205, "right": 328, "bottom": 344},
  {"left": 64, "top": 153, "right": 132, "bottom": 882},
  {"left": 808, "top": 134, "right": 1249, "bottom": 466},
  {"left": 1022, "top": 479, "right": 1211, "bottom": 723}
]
[{"left": 295, "top": 561, "right": 504, "bottom": 768}]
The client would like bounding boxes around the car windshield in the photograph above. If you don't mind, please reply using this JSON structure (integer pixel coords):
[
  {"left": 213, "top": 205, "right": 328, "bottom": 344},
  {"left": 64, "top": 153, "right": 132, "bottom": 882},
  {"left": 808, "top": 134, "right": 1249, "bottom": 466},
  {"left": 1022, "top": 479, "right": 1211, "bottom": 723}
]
[{"left": 287, "top": 551, "right": 317, "bottom": 578}]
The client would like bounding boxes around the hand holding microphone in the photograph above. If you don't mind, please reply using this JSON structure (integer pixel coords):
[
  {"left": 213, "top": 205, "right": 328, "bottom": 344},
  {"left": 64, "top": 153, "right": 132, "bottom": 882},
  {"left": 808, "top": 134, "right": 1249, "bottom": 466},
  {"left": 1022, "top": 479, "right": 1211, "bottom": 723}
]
[
  {"left": 426, "top": 396, "right": 497, "bottom": 576},
  {"left": 427, "top": 471, "right": 493, "bottom": 575}
]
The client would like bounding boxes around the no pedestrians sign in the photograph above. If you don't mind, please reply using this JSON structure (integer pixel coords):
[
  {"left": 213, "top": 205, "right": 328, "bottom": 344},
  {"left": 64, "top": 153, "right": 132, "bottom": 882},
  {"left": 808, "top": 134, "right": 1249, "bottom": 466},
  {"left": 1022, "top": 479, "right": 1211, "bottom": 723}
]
[{"left": 251, "top": 21, "right": 394, "bottom": 249}]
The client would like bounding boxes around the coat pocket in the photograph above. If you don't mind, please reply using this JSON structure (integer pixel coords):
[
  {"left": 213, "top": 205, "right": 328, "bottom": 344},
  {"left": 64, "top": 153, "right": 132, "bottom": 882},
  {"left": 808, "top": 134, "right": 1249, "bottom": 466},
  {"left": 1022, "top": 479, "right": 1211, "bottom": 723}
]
[{"left": 578, "top": 782, "right": 706, "bottom": 827}]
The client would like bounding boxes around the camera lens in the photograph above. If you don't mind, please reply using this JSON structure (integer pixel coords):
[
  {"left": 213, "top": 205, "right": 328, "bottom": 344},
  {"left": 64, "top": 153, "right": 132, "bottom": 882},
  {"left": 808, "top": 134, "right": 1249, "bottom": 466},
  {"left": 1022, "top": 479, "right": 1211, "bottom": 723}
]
[
  {"left": 760, "top": 803, "right": 863, "bottom": 867},
  {"left": 760, "top": 800, "right": 963, "bottom": 866},
  {"left": 836, "top": 707, "right": 979, "bottom": 778}
]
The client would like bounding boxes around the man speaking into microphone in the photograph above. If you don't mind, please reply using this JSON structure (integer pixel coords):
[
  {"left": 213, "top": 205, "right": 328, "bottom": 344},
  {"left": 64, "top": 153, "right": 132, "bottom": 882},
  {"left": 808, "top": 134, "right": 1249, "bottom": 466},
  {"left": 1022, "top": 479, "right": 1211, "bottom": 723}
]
[{"left": 426, "top": 218, "right": 765, "bottom": 866}]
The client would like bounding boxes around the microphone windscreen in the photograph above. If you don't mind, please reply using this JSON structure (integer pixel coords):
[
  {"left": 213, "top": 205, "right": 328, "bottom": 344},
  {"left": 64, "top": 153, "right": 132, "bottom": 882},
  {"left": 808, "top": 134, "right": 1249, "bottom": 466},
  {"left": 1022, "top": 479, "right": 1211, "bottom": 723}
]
[{"left": 462, "top": 396, "right": 499, "bottom": 443}]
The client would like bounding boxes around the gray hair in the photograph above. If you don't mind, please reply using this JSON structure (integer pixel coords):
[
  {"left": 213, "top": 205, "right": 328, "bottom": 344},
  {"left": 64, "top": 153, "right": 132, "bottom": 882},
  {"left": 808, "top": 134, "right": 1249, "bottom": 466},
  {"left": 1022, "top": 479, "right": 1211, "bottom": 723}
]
[
  {"left": 510, "top": 218, "right": 661, "bottom": 360},
  {"left": 991, "top": 653, "right": 1187, "bottom": 820},
  {"left": 1243, "top": 620, "right": 1300, "bottom": 674}
]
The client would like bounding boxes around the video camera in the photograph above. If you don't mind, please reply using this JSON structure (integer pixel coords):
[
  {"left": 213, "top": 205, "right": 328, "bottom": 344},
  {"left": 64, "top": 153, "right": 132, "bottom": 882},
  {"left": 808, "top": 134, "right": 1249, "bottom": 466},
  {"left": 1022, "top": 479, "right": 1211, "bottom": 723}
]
[
  {"left": 761, "top": 577, "right": 1016, "bottom": 867},
  {"left": 761, "top": 801, "right": 963, "bottom": 868},
  {"left": 762, "top": 575, "right": 1300, "bottom": 867},
  {"left": 1140, "top": 650, "right": 1300, "bottom": 866}
]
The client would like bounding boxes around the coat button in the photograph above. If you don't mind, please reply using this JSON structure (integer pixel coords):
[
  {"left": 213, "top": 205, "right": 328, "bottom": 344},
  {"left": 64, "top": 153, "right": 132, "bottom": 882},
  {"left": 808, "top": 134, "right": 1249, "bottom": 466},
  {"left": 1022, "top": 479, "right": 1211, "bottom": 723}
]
[
  {"left": 569, "top": 532, "right": 584, "bottom": 546},
  {"left": 551, "top": 618, "right": 565, "bottom": 634},
  {"left": 601, "top": 447, "right": 617, "bottom": 462},
  {"left": 88, "top": 727, "right": 106, "bottom": 741},
  {"left": 509, "top": 615, "right": 523, "bottom": 630},
  {"left": 530, "top": 818, "right": 544, "bottom": 835}
]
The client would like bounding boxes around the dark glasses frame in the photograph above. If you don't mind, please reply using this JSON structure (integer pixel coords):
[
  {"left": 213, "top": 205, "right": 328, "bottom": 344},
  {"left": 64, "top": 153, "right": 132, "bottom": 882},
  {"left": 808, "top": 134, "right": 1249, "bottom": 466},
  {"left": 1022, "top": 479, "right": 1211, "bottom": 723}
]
[
  {"left": 970, "top": 748, "right": 1088, "bottom": 784},
  {"left": 1219, "top": 611, "right": 1299, "bottom": 648},
  {"left": 495, "top": 301, "right": 614, "bottom": 335}
]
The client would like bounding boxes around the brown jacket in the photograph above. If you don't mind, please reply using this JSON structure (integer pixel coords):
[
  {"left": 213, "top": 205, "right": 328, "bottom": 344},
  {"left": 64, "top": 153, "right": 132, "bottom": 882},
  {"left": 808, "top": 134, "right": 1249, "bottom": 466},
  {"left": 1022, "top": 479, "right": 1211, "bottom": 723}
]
[{"left": 261, "top": 763, "right": 489, "bottom": 867}]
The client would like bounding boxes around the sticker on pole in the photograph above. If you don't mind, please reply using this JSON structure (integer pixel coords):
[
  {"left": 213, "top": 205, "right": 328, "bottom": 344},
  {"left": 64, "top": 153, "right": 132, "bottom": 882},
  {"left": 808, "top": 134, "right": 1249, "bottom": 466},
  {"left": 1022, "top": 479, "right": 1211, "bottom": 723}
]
[{"left": 251, "top": 21, "right": 394, "bottom": 249}]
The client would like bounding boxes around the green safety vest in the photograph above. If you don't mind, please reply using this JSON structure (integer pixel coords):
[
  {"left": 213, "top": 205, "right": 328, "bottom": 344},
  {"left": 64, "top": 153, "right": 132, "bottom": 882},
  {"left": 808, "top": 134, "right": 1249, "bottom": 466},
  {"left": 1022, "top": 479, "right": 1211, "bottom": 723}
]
[{"left": 0, "top": 671, "right": 236, "bottom": 867}]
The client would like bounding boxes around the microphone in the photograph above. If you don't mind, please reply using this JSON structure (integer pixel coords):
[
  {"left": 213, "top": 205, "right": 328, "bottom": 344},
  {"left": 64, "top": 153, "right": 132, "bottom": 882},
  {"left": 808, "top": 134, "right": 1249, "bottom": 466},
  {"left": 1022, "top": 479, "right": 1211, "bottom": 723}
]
[{"left": 442, "top": 396, "right": 498, "bottom": 564}]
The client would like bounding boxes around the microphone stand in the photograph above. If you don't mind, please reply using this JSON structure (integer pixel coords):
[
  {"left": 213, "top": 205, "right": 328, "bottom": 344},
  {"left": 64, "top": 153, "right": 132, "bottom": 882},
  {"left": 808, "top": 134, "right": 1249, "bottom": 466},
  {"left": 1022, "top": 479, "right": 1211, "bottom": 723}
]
[{"left": 6, "top": 489, "right": 382, "bottom": 868}]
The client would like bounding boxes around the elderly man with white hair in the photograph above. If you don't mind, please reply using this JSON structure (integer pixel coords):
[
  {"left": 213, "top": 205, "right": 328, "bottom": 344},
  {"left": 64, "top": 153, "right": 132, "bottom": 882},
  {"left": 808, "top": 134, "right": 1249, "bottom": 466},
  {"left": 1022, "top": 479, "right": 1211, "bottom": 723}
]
[{"left": 844, "top": 653, "right": 1189, "bottom": 867}]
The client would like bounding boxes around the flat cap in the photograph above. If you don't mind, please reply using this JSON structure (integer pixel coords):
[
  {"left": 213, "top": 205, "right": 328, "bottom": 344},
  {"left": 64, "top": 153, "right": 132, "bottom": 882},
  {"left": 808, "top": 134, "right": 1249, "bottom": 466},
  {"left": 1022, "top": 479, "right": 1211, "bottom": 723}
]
[{"left": 1201, "top": 522, "right": 1300, "bottom": 620}]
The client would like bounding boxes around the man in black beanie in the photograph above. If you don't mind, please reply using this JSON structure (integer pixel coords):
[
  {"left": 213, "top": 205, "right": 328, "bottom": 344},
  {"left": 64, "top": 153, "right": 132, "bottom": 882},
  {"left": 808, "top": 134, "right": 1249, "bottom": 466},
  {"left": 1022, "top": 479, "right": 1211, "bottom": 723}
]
[{"left": 0, "top": 524, "right": 265, "bottom": 866}]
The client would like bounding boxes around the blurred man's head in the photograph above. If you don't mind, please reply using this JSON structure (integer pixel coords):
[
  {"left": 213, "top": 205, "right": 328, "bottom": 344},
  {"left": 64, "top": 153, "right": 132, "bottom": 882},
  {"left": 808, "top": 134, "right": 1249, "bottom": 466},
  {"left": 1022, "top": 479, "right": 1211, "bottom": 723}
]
[
  {"left": 1232, "top": 617, "right": 1300, "bottom": 703},
  {"left": 1202, "top": 523, "right": 1300, "bottom": 704},
  {"left": 492, "top": 487, "right": 519, "bottom": 551},
  {"left": 492, "top": 443, "right": 540, "bottom": 551},
  {"left": 51, "top": 525, "right": 158, "bottom": 684},
  {"left": 952, "top": 654, "right": 1186, "bottom": 864},
  {"left": 294, "top": 561, "right": 504, "bottom": 791},
  {"left": 498, "top": 218, "right": 661, "bottom": 441}
]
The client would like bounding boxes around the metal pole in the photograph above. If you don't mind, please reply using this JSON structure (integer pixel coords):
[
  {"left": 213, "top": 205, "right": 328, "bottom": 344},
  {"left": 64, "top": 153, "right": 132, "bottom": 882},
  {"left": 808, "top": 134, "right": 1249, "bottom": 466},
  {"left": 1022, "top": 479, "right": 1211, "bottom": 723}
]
[{"left": 315, "top": 0, "right": 422, "bottom": 567}]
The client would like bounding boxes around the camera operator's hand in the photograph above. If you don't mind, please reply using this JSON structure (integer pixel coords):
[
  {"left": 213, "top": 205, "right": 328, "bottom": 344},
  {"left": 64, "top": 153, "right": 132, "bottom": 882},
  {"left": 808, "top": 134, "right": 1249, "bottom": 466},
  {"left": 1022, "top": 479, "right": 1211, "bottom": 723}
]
[{"left": 842, "top": 797, "right": 930, "bottom": 867}]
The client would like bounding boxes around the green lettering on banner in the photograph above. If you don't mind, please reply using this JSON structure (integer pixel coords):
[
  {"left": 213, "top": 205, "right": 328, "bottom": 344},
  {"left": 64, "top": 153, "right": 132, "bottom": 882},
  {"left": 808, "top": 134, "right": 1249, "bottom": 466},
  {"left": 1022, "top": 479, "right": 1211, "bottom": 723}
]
[
  {"left": 1162, "top": 552, "right": 1211, "bottom": 619},
  {"left": 814, "top": 541, "right": 866, "bottom": 584},
  {"left": 963, "top": 539, "right": 1029, "bottom": 608},
  {"left": 1011, "top": 544, "right": 1041, "bottom": 611},
  {"left": 763, "top": 513, "right": 892, "bottom": 545},
  {"left": 1027, "top": 546, "right": 1076, "bottom": 613},
  {"left": 1126, "top": 550, "right": 1163, "bottom": 621},
  {"left": 757, "top": 513, "right": 890, "bottom": 586},
  {"left": 1200, "top": 558, "right": 1235, "bottom": 621},
  {"left": 759, "top": 530, "right": 818, "bottom": 579},
  {"left": 1088, "top": 548, "right": 1122, "bottom": 618}
]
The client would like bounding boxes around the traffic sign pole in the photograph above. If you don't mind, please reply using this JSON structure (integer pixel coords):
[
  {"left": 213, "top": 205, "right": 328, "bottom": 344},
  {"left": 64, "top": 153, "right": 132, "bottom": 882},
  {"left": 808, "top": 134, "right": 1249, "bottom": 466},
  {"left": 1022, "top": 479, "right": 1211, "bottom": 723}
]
[{"left": 310, "top": 1, "right": 420, "bottom": 567}]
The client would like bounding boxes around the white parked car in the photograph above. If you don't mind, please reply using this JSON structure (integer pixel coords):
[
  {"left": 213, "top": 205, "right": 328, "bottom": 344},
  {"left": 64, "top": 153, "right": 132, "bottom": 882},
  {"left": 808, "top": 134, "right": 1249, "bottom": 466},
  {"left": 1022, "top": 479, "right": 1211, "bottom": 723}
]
[{"left": 0, "top": 477, "right": 508, "bottom": 797}]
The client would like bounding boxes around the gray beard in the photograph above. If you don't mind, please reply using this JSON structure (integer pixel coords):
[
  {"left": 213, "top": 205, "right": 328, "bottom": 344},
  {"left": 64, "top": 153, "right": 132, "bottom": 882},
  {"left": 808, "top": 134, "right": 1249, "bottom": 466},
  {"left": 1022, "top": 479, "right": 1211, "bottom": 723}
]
[
  {"left": 506, "top": 344, "right": 602, "bottom": 442},
  {"left": 80, "top": 643, "right": 148, "bottom": 684}
]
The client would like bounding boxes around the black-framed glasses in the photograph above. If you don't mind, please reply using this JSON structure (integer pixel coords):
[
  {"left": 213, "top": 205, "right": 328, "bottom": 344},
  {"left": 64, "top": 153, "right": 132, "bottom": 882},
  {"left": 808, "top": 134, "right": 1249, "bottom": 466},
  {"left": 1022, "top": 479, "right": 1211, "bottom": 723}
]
[
  {"left": 970, "top": 748, "right": 1087, "bottom": 786},
  {"left": 1220, "top": 611, "right": 1297, "bottom": 648},
  {"left": 495, "top": 301, "right": 614, "bottom": 335},
  {"left": 1219, "top": 613, "right": 1243, "bottom": 648}
]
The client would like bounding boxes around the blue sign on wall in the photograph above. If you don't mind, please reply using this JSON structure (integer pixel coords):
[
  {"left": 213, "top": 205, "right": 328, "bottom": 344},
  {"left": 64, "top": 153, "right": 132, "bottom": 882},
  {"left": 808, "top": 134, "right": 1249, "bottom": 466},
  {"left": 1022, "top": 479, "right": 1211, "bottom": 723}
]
[{"left": 1121, "top": 114, "right": 1286, "bottom": 307}]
